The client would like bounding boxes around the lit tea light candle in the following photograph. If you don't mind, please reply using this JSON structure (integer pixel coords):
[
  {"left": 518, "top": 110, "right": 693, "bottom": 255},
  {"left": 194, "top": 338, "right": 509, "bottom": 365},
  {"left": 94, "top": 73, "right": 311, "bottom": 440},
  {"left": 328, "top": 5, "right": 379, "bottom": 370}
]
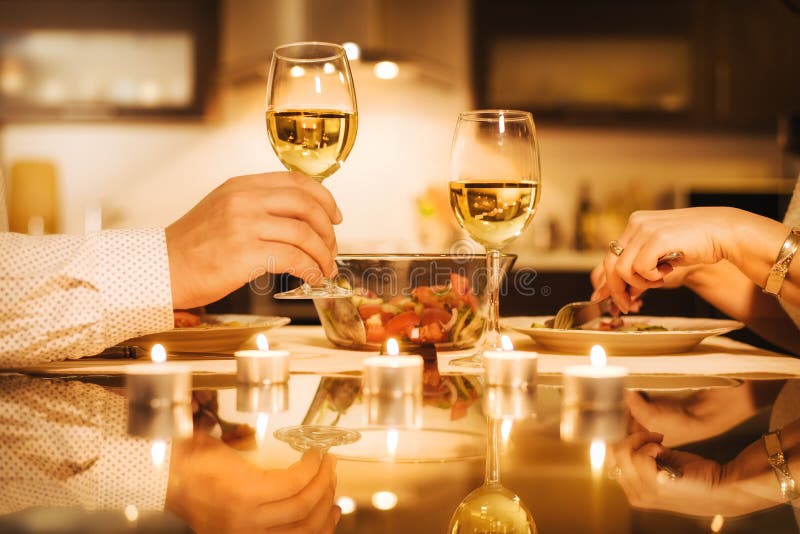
[
  {"left": 126, "top": 344, "right": 192, "bottom": 439},
  {"left": 562, "top": 345, "right": 627, "bottom": 410},
  {"left": 483, "top": 335, "right": 538, "bottom": 388},
  {"left": 362, "top": 354, "right": 423, "bottom": 428},
  {"left": 235, "top": 334, "right": 290, "bottom": 385}
]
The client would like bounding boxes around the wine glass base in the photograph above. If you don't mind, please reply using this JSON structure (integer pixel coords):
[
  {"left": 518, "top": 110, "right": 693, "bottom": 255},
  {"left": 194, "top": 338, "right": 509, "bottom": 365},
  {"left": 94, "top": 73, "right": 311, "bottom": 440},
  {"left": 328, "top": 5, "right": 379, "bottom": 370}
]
[
  {"left": 273, "top": 425, "right": 361, "bottom": 452},
  {"left": 448, "top": 354, "right": 485, "bottom": 368},
  {"left": 274, "top": 284, "right": 353, "bottom": 300},
  {"left": 447, "top": 336, "right": 507, "bottom": 368}
]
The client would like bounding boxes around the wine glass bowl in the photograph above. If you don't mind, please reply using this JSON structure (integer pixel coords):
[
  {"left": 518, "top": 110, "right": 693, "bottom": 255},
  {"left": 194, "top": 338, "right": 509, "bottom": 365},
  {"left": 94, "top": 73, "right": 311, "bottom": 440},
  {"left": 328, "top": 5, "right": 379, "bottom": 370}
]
[
  {"left": 449, "top": 485, "right": 536, "bottom": 534},
  {"left": 266, "top": 42, "right": 358, "bottom": 181},
  {"left": 266, "top": 41, "right": 358, "bottom": 299}
]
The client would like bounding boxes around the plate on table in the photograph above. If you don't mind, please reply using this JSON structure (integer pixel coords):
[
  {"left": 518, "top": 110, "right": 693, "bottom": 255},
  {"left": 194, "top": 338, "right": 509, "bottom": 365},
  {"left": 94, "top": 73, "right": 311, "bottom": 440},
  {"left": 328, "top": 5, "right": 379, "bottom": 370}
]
[
  {"left": 501, "top": 316, "right": 744, "bottom": 355},
  {"left": 122, "top": 314, "right": 291, "bottom": 353}
]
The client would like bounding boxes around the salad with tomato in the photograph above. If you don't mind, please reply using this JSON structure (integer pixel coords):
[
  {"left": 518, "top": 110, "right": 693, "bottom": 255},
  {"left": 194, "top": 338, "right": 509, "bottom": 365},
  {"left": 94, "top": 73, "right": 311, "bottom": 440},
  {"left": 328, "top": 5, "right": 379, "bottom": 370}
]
[{"left": 314, "top": 273, "right": 485, "bottom": 349}]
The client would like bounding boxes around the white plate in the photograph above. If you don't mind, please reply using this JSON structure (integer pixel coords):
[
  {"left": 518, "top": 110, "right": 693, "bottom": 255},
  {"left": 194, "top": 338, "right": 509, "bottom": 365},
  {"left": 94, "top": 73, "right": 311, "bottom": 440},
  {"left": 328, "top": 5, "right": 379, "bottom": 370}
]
[
  {"left": 122, "top": 314, "right": 291, "bottom": 353},
  {"left": 501, "top": 316, "right": 744, "bottom": 355}
]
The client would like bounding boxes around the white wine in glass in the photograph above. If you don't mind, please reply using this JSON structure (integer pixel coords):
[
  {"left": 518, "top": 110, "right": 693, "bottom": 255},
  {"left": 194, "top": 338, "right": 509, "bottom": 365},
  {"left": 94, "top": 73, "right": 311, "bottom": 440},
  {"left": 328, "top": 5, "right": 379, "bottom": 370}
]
[
  {"left": 448, "top": 111, "right": 541, "bottom": 367},
  {"left": 266, "top": 42, "right": 358, "bottom": 299}
]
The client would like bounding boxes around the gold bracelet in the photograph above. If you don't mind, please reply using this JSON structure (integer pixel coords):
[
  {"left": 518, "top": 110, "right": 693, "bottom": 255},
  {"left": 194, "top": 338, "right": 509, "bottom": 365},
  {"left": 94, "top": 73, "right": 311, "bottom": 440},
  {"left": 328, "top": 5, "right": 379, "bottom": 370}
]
[
  {"left": 764, "top": 430, "right": 800, "bottom": 501},
  {"left": 763, "top": 227, "right": 800, "bottom": 297}
]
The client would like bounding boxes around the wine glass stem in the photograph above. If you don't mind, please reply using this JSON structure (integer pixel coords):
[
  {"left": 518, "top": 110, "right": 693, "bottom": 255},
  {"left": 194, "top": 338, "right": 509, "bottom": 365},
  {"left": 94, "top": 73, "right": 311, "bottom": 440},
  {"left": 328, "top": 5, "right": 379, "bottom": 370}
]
[
  {"left": 484, "top": 248, "right": 502, "bottom": 350},
  {"left": 485, "top": 416, "right": 502, "bottom": 486}
]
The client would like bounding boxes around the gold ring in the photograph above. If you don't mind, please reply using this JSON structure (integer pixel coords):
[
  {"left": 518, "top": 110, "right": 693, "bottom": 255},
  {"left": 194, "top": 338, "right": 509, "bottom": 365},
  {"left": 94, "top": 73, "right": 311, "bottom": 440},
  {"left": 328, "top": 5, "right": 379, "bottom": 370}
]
[
  {"left": 608, "top": 465, "right": 623, "bottom": 480},
  {"left": 609, "top": 240, "right": 624, "bottom": 257}
]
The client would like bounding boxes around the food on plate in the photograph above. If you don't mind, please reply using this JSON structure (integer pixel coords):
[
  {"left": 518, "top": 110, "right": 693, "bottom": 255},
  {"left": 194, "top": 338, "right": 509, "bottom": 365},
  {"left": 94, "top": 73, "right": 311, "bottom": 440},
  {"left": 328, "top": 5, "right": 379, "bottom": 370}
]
[
  {"left": 173, "top": 308, "right": 204, "bottom": 328},
  {"left": 316, "top": 273, "right": 485, "bottom": 347},
  {"left": 531, "top": 316, "right": 669, "bottom": 332},
  {"left": 173, "top": 309, "right": 249, "bottom": 328}
]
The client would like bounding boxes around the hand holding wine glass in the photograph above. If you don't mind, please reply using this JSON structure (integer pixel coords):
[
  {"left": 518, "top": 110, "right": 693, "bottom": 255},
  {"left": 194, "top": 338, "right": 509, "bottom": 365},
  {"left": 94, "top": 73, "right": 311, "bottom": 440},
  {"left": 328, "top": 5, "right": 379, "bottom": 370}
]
[{"left": 266, "top": 41, "right": 358, "bottom": 299}]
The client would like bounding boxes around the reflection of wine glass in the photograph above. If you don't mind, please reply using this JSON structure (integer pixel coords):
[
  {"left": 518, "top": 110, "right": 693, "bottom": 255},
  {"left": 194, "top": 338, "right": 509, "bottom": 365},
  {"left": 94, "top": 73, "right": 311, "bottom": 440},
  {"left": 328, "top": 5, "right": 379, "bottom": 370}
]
[
  {"left": 266, "top": 41, "right": 358, "bottom": 299},
  {"left": 274, "top": 425, "right": 361, "bottom": 453},
  {"left": 448, "top": 110, "right": 541, "bottom": 367},
  {"left": 449, "top": 417, "right": 536, "bottom": 533}
]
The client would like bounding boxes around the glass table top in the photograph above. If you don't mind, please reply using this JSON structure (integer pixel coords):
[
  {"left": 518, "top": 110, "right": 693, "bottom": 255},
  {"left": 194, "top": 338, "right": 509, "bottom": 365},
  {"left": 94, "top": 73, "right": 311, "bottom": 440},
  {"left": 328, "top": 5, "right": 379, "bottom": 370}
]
[{"left": 0, "top": 368, "right": 797, "bottom": 534}]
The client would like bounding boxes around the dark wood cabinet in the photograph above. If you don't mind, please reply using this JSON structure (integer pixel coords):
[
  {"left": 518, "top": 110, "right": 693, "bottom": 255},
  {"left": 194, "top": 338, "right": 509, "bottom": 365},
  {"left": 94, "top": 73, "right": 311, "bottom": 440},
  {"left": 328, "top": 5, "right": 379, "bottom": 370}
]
[{"left": 472, "top": 0, "right": 800, "bottom": 130}]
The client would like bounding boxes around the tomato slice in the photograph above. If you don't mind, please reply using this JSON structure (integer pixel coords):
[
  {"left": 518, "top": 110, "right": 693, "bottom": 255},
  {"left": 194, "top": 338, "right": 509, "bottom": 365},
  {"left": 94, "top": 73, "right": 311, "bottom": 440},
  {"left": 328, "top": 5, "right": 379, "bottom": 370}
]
[
  {"left": 420, "top": 308, "right": 452, "bottom": 326},
  {"left": 418, "top": 321, "right": 446, "bottom": 343},
  {"left": 366, "top": 324, "right": 387, "bottom": 343},
  {"left": 384, "top": 310, "right": 420, "bottom": 339},
  {"left": 450, "top": 273, "right": 470, "bottom": 296},
  {"left": 358, "top": 304, "right": 382, "bottom": 320}
]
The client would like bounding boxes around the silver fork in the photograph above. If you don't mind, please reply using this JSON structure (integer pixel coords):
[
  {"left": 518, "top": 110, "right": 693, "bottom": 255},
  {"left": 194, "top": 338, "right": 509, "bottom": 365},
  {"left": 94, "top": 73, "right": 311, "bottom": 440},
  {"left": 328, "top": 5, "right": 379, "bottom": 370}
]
[{"left": 551, "top": 251, "right": 684, "bottom": 330}]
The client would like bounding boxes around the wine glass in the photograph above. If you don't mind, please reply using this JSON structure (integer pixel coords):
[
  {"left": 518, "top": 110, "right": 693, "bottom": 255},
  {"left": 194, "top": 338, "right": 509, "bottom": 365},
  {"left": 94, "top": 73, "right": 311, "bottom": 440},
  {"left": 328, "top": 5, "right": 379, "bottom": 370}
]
[
  {"left": 266, "top": 41, "right": 358, "bottom": 299},
  {"left": 449, "top": 417, "right": 536, "bottom": 533},
  {"left": 448, "top": 110, "right": 541, "bottom": 367}
]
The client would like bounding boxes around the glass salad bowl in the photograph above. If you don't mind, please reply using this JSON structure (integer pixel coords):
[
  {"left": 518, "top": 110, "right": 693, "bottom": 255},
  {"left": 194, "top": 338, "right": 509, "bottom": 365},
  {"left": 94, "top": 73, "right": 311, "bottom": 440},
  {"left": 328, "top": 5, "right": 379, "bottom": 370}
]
[{"left": 313, "top": 254, "right": 516, "bottom": 351}]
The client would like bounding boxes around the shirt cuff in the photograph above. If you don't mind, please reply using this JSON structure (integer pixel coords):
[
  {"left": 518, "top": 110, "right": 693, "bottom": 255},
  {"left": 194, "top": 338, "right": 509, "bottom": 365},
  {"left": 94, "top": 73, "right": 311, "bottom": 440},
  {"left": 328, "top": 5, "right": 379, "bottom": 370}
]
[{"left": 92, "top": 228, "right": 174, "bottom": 344}]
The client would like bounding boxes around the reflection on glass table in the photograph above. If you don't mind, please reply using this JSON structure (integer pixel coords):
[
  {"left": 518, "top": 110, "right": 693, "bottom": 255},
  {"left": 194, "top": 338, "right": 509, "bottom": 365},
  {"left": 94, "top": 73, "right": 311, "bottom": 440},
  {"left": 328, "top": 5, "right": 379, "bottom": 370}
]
[{"left": 2, "top": 371, "right": 800, "bottom": 534}]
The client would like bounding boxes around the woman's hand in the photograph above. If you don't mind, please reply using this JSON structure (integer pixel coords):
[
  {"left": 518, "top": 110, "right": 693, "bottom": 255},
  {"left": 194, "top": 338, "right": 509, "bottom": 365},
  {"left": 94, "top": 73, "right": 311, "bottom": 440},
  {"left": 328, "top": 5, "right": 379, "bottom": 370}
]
[
  {"left": 625, "top": 387, "right": 759, "bottom": 447},
  {"left": 591, "top": 207, "right": 750, "bottom": 313},
  {"left": 166, "top": 172, "right": 343, "bottom": 309},
  {"left": 166, "top": 433, "right": 340, "bottom": 534}
]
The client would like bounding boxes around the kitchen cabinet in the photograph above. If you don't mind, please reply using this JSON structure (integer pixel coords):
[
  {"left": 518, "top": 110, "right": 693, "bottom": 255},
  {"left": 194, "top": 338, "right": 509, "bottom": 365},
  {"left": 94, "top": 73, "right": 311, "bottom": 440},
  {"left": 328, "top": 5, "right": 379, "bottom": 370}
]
[{"left": 473, "top": 0, "right": 800, "bottom": 130}]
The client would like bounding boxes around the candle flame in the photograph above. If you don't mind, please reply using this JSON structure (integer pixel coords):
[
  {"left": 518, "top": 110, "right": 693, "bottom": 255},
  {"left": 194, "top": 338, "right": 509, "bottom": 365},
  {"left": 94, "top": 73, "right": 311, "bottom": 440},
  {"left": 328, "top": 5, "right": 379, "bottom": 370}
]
[
  {"left": 150, "top": 439, "right": 167, "bottom": 469},
  {"left": 256, "top": 334, "right": 269, "bottom": 351},
  {"left": 386, "top": 428, "right": 399, "bottom": 458},
  {"left": 500, "top": 418, "right": 513, "bottom": 447},
  {"left": 590, "top": 345, "right": 607, "bottom": 368},
  {"left": 500, "top": 335, "right": 514, "bottom": 351},
  {"left": 710, "top": 514, "right": 725, "bottom": 532},
  {"left": 590, "top": 439, "right": 606, "bottom": 474},
  {"left": 150, "top": 344, "right": 166, "bottom": 364},
  {"left": 386, "top": 338, "right": 400, "bottom": 356},
  {"left": 256, "top": 412, "right": 269, "bottom": 443}
]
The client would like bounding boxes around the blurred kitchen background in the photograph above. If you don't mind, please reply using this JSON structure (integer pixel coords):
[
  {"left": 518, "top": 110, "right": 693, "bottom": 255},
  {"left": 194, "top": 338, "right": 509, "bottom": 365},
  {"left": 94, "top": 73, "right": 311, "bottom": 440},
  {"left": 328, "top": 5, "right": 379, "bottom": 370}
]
[{"left": 2, "top": 0, "right": 800, "bottom": 338}]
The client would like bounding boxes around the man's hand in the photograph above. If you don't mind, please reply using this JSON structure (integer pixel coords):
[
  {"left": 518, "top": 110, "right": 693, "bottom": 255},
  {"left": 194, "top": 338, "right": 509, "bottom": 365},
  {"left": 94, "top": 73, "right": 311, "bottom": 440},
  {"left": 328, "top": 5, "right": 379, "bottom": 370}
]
[
  {"left": 166, "top": 433, "right": 340, "bottom": 534},
  {"left": 166, "top": 172, "right": 343, "bottom": 309}
]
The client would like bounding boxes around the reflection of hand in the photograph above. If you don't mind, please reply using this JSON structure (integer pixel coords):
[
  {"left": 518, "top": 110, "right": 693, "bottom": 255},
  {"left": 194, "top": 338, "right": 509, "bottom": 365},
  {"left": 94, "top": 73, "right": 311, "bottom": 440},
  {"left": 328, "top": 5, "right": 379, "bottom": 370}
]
[
  {"left": 610, "top": 431, "right": 726, "bottom": 516},
  {"left": 610, "top": 431, "right": 779, "bottom": 517},
  {"left": 166, "top": 172, "right": 343, "bottom": 309},
  {"left": 166, "top": 433, "right": 340, "bottom": 533},
  {"left": 625, "top": 387, "right": 757, "bottom": 447}
]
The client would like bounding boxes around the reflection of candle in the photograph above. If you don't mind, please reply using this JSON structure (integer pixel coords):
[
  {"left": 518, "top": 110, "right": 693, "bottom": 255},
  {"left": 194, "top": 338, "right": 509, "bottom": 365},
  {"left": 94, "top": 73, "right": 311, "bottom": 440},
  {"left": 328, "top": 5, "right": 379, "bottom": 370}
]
[
  {"left": 126, "top": 344, "right": 192, "bottom": 439},
  {"left": 235, "top": 334, "right": 290, "bottom": 385},
  {"left": 236, "top": 382, "right": 289, "bottom": 413},
  {"left": 562, "top": 345, "right": 627, "bottom": 410},
  {"left": 363, "top": 355, "right": 423, "bottom": 428}
]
